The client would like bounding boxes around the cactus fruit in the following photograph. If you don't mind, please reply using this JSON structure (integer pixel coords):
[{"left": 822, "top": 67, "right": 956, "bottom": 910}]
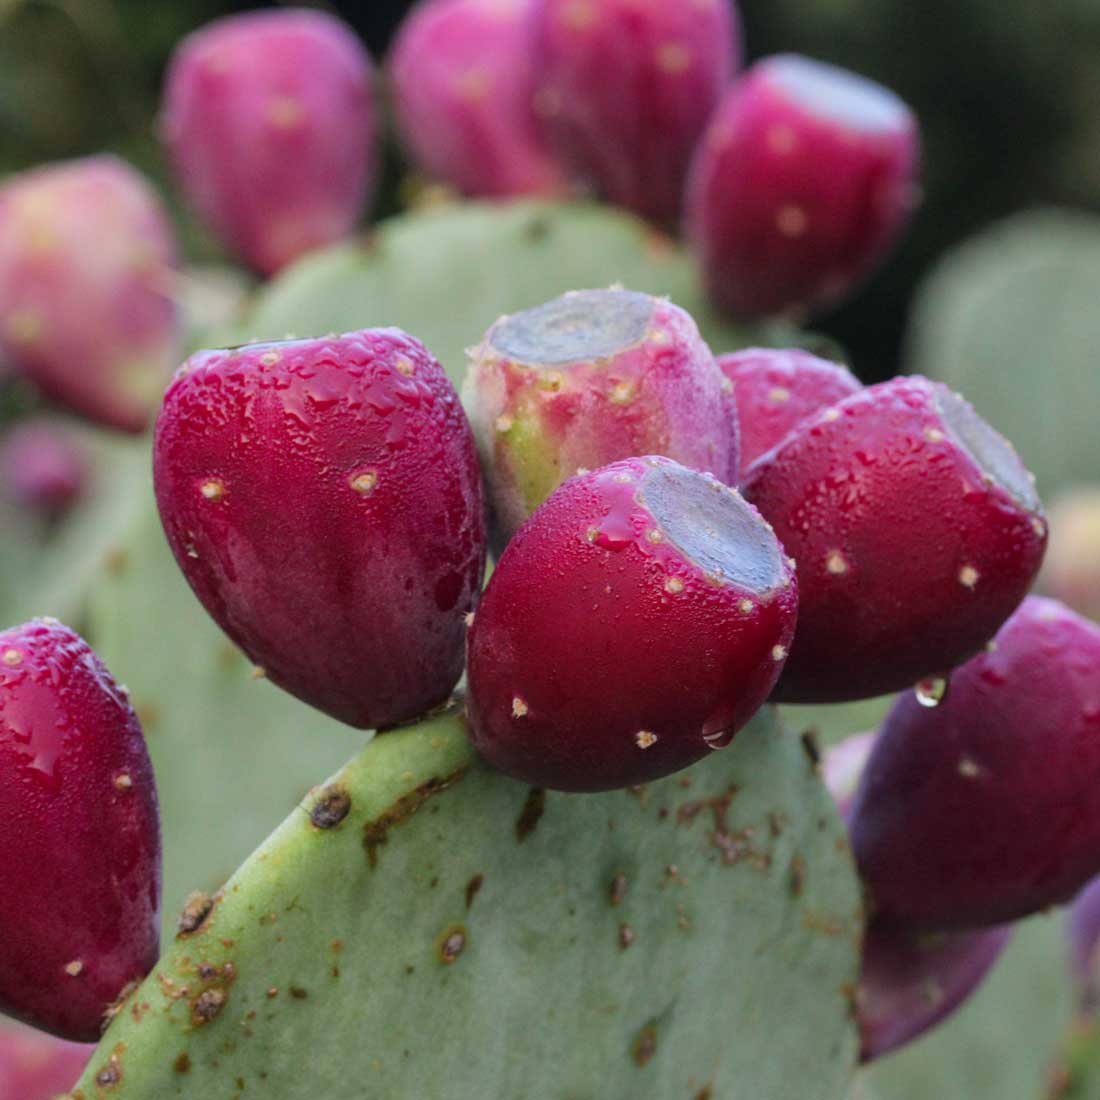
[
  {"left": 389, "top": 0, "right": 565, "bottom": 199},
  {"left": 719, "top": 347, "right": 862, "bottom": 474},
  {"left": 0, "top": 1019, "right": 93, "bottom": 1099},
  {"left": 531, "top": 0, "right": 741, "bottom": 225},
  {"left": 464, "top": 287, "right": 738, "bottom": 553},
  {"left": 0, "top": 419, "right": 88, "bottom": 521},
  {"left": 153, "top": 329, "right": 486, "bottom": 730},
  {"left": 851, "top": 596, "right": 1100, "bottom": 931},
  {"left": 1039, "top": 487, "right": 1100, "bottom": 623},
  {"left": 1068, "top": 876, "right": 1100, "bottom": 1010},
  {"left": 0, "top": 618, "right": 160, "bottom": 1040},
  {"left": 742, "top": 376, "right": 1047, "bottom": 703},
  {"left": 161, "top": 9, "right": 379, "bottom": 276},
  {"left": 0, "top": 155, "right": 180, "bottom": 433},
  {"left": 686, "top": 54, "right": 920, "bottom": 320},
  {"left": 465, "top": 456, "right": 797, "bottom": 791},
  {"left": 822, "top": 730, "right": 877, "bottom": 820}
]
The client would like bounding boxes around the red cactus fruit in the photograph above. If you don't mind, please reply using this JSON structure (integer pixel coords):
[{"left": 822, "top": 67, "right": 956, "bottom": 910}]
[
  {"left": 0, "top": 619, "right": 160, "bottom": 1040},
  {"left": 531, "top": 0, "right": 741, "bottom": 225},
  {"left": 464, "top": 288, "right": 738, "bottom": 554},
  {"left": 465, "top": 456, "right": 797, "bottom": 791},
  {"left": 850, "top": 596, "right": 1100, "bottom": 930},
  {"left": 1039, "top": 487, "right": 1100, "bottom": 623},
  {"left": 0, "top": 419, "right": 88, "bottom": 521},
  {"left": 161, "top": 8, "right": 379, "bottom": 276},
  {"left": 0, "top": 155, "right": 180, "bottom": 433},
  {"left": 389, "top": 0, "right": 566, "bottom": 198},
  {"left": 742, "top": 375, "right": 1047, "bottom": 703},
  {"left": 718, "top": 347, "right": 861, "bottom": 474},
  {"left": 686, "top": 54, "right": 920, "bottom": 320},
  {"left": 0, "top": 1019, "right": 94, "bottom": 1099},
  {"left": 153, "top": 329, "right": 486, "bottom": 730}
]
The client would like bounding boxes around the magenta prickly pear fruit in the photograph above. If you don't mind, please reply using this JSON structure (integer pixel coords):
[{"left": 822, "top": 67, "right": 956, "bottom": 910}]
[
  {"left": 1068, "top": 876, "right": 1100, "bottom": 1010},
  {"left": 1039, "top": 487, "right": 1100, "bottom": 623},
  {"left": 465, "top": 455, "right": 797, "bottom": 791},
  {"left": 464, "top": 288, "right": 738, "bottom": 554},
  {"left": 161, "top": 8, "right": 379, "bottom": 276},
  {"left": 850, "top": 596, "right": 1100, "bottom": 930},
  {"left": 0, "top": 155, "right": 180, "bottom": 433},
  {"left": 531, "top": 0, "right": 741, "bottom": 225},
  {"left": 718, "top": 347, "right": 862, "bottom": 474},
  {"left": 0, "top": 1019, "right": 94, "bottom": 1099},
  {"left": 0, "top": 419, "right": 88, "bottom": 521},
  {"left": 153, "top": 329, "right": 486, "bottom": 730},
  {"left": 686, "top": 54, "right": 920, "bottom": 320},
  {"left": 0, "top": 619, "right": 160, "bottom": 1040},
  {"left": 822, "top": 730, "right": 877, "bottom": 821},
  {"left": 389, "top": 0, "right": 566, "bottom": 198},
  {"left": 742, "top": 375, "right": 1047, "bottom": 703}
]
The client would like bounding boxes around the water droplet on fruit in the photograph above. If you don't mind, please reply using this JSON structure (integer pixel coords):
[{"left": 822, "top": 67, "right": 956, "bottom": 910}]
[
  {"left": 914, "top": 676, "right": 949, "bottom": 707},
  {"left": 703, "top": 725, "right": 735, "bottom": 750}
]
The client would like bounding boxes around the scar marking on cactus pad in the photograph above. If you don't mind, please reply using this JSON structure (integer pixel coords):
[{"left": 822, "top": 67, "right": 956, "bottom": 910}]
[
  {"left": 437, "top": 924, "right": 467, "bottom": 964},
  {"left": 310, "top": 787, "right": 351, "bottom": 829},
  {"left": 173, "top": 1052, "right": 192, "bottom": 1073},
  {"left": 619, "top": 923, "right": 636, "bottom": 949},
  {"left": 632, "top": 1023, "right": 658, "bottom": 1066},
  {"left": 95, "top": 1056, "right": 122, "bottom": 1086},
  {"left": 516, "top": 787, "right": 547, "bottom": 841},
  {"left": 191, "top": 987, "right": 227, "bottom": 1025},
  {"left": 465, "top": 874, "right": 484, "bottom": 910},
  {"left": 176, "top": 890, "right": 216, "bottom": 937},
  {"left": 2, "top": 648, "right": 21, "bottom": 666},
  {"left": 609, "top": 874, "right": 628, "bottom": 906},
  {"left": 800, "top": 729, "right": 822, "bottom": 769},
  {"left": 362, "top": 768, "right": 468, "bottom": 868}
]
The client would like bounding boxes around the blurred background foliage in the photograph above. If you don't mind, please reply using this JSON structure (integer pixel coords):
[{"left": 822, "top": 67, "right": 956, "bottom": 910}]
[{"left": 4, "top": 0, "right": 1100, "bottom": 379}]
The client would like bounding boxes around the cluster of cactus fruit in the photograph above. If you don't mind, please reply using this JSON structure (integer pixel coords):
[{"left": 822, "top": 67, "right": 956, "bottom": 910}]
[{"left": 0, "top": 1, "right": 1097, "bottom": 1097}]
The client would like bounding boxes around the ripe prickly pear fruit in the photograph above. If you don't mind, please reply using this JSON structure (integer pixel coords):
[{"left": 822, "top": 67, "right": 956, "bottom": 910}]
[
  {"left": 0, "top": 1019, "right": 93, "bottom": 1099},
  {"left": 686, "top": 55, "right": 920, "bottom": 320},
  {"left": 153, "top": 330, "right": 486, "bottom": 730},
  {"left": 1039, "top": 487, "right": 1100, "bottom": 623},
  {"left": 464, "top": 288, "right": 738, "bottom": 554},
  {"left": 850, "top": 596, "right": 1100, "bottom": 930},
  {"left": 0, "top": 419, "right": 88, "bottom": 521},
  {"left": 718, "top": 347, "right": 861, "bottom": 474},
  {"left": 0, "top": 156, "right": 180, "bottom": 433},
  {"left": 0, "top": 619, "right": 160, "bottom": 1040},
  {"left": 822, "top": 730, "right": 876, "bottom": 821},
  {"left": 161, "top": 9, "right": 378, "bottom": 276},
  {"left": 1068, "top": 876, "right": 1100, "bottom": 1010},
  {"left": 742, "top": 375, "right": 1047, "bottom": 703},
  {"left": 389, "top": 0, "right": 566, "bottom": 199},
  {"left": 531, "top": 0, "right": 741, "bottom": 225},
  {"left": 466, "top": 456, "right": 797, "bottom": 791}
]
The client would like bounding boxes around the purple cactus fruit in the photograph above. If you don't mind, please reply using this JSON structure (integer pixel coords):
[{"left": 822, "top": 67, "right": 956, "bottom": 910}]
[
  {"left": 686, "top": 54, "right": 920, "bottom": 320},
  {"left": 742, "top": 376, "right": 1047, "bottom": 703},
  {"left": 0, "top": 1019, "right": 94, "bottom": 1099},
  {"left": 1039, "top": 487, "right": 1100, "bottom": 623},
  {"left": 718, "top": 347, "right": 862, "bottom": 474},
  {"left": 0, "top": 619, "right": 161, "bottom": 1040},
  {"left": 0, "top": 419, "right": 88, "bottom": 521},
  {"left": 531, "top": 0, "right": 741, "bottom": 225},
  {"left": 153, "top": 329, "right": 486, "bottom": 730},
  {"left": 851, "top": 596, "right": 1100, "bottom": 930},
  {"left": 466, "top": 456, "right": 797, "bottom": 791},
  {"left": 464, "top": 288, "right": 738, "bottom": 554},
  {"left": 1068, "top": 876, "right": 1100, "bottom": 1010},
  {"left": 389, "top": 0, "right": 566, "bottom": 198},
  {"left": 161, "top": 8, "right": 379, "bottom": 276},
  {"left": 0, "top": 156, "right": 180, "bottom": 433}
]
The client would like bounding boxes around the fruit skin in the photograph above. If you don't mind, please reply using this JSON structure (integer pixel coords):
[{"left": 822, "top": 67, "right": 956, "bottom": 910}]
[
  {"left": 742, "top": 375, "right": 1047, "bottom": 703},
  {"left": 1068, "top": 875, "right": 1100, "bottom": 1010},
  {"left": 161, "top": 8, "right": 378, "bottom": 276},
  {"left": 0, "top": 1019, "right": 94, "bottom": 1099},
  {"left": 464, "top": 288, "right": 738, "bottom": 554},
  {"left": 0, "top": 619, "right": 161, "bottom": 1041},
  {"left": 531, "top": 0, "right": 741, "bottom": 225},
  {"left": 153, "top": 329, "right": 486, "bottom": 730},
  {"left": 850, "top": 596, "right": 1100, "bottom": 930},
  {"left": 466, "top": 455, "right": 797, "bottom": 792},
  {"left": 0, "top": 155, "right": 180, "bottom": 433},
  {"left": 718, "top": 347, "right": 861, "bottom": 475},
  {"left": 389, "top": 0, "right": 566, "bottom": 198},
  {"left": 0, "top": 419, "right": 88, "bottom": 521},
  {"left": 1039, "top": 486, "right": 1100, "bottom": 623},
  {"left": 686, "top": 54, "right": 920, "bottom": 320}
]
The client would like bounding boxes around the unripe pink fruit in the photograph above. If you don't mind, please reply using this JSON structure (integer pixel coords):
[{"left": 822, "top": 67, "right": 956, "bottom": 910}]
[
  {"left": 0, "top": 1020, "right": 94, "bottom": 1099},
  {"left": 0, "top": 619, "right": 161, "bottom": 1040},
  {"left": 161, "top": 8, "right": 379, "bottom": 276},
  {"left": 686, "top": 55, "right": 920, "bottom": 320},
  {"left": 466, "top": 456, "right": 797, "bottom": 791},
  {"left": 531, "top": 0, "right": 741, "bottom": 225},
  {"left": 821, "top": 730, "right": 876, "bottom": 821},
  {"left": 0, "top": 419, "right": 88, "bottom": 520},
  {"left": 742, "top": 376, "right": 1047, "bottom": 703},
  {"left": 464, "top": 288, "right": 738, "bottom": 554},
  {"left": 851, "top": 597, "right": 1100, "bottom": 930},
  {"left": 0, "top": 156, "right": 180, "bottom": 433},
  {"left": 718, "top": 347, "right": 861, "bottom": 475},
  {"left": 153, "top": 329, "right": 486, "bottom": 730},
  {"left": 389, "top": 0, "right": 565, "bottom": 198},
  {"left": 1039, "top": 487, "right": 1100, "bottom": 623}
]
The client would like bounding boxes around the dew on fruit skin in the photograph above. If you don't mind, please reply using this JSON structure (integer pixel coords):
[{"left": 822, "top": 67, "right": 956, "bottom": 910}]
[
  {"left": 703, "top": 725, "right": 735, "bottom": 750},
  {"left": 914, "top": 675, "right": 949, "bottom": 707}
]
